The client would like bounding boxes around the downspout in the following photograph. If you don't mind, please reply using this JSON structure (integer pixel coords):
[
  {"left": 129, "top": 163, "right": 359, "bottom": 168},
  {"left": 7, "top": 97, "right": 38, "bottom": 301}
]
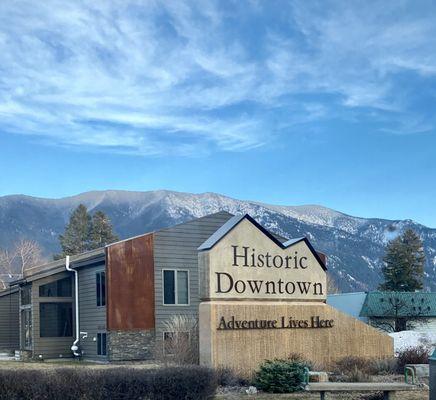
[{"left": 66, "top": 255, "right": 80, "bottom": 357}]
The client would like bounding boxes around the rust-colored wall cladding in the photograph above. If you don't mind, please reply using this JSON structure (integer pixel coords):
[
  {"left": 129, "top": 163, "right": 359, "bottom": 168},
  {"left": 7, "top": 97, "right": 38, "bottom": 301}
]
[{"left": 107, "top": 234, "right": 155, "bottom": 330}]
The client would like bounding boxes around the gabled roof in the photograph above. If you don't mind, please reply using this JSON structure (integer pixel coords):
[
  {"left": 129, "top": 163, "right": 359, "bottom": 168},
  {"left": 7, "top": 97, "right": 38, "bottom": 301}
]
[
  {"left": 10, "top": 247, "right": 105, "bottom": 285},
  {"left": 0, "top": 287, "right": 19, "bottom": 298},
  {"left": 360, "top": 291, "right": 436, "bottom": 318},
  {"left": 198, "top": 213, "right": 327, "bottom": 270},
  {"left": 11, "top": 212, "right": 234, "bottom": 284}
]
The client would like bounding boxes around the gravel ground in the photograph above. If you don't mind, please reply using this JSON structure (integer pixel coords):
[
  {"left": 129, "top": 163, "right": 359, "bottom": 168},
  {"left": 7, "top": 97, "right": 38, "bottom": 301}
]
[
  {"left": 215, "top": 374, "right": 429, "bottom": 400},
  {"left": 215, "top": 393, "right": 427, "bottom": 400}
]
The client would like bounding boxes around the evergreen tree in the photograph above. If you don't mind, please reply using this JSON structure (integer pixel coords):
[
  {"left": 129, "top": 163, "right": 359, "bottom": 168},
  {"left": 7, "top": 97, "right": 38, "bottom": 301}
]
[
  {"left": 379, "top": 229, "right": 425, "bottom": 291},
  {"left": 90, "top": 211, "right": 119, "bottom": 249},
  {"left": 57, "top": 204, "right": 92, "bottom": 258}
]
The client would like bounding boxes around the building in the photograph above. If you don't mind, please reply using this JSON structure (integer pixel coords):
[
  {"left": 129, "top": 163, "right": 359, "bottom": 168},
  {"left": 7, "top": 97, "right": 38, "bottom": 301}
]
[
  {"left": 9, "top": 211, "right": 234, "bottom": 360},
  {"left": 0, "top": 212, "right": 393, "bottom": 372},
  {"left": 328, "top": 291, "right": 436, "bottom": 333},
  {"left": 327, "top": 292, "right": 368, "bottom": 322},
  {"left": 360, "top": 291, "right": 436, "bottom": 333}
]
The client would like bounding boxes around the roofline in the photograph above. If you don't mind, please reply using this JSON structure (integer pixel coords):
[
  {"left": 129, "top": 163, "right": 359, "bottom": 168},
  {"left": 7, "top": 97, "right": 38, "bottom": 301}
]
[
  {"left": 327, "top": 292, "right": 368, "bottom": 297},
  {"left": 14, "top": 211, "right": 236, "bottom": 282},
  {"left": 105, "top": 211, "right": 235, "bottom": 248},
  {"left": 16, "top": 248, "right": 105, "bottom": 283},
  {"left": 360, "top": 291, "right": 436, "bottom": 317},
  {"left": 366, "top": 290, "right": 436, "bottom": 296},
  {"left": 0, "top": 286, "right": 19, "bottom": 297},
  {"left": 198, "top": 213, "right": 327, "bottom": 271}
]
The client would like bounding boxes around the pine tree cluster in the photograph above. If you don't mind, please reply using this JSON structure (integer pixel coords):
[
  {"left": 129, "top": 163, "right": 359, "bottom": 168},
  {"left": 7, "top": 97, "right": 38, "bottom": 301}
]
[
  {"left": 379, "top": 229, "right": 425, "bottom": 292},
  {"left": 56, "top": 204, "right": 119, "bottom": 259}
]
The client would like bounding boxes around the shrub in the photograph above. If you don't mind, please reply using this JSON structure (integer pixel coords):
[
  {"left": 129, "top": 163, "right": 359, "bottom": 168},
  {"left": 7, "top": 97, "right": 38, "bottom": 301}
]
[
  {"left": 396, "top": 345, "right": 429, "bottom": 373},
  {"left": 0, "top": 365, "right": 217, "bottom": 400},
  {"left": 254, "top": 359, "right": 306, "bottom": 393},
  {"left": 361, "top": 393, "right": 384, "bottom": 400},
  {"left": 333, "top": 356, "right": 375, "bottom": 375},
  {"left": 156, "top": 315, "right": 199, "bottom": 365},
  {"left": 344, "top": 366, "right": 372, "bottom": 382},
  {"left": 287, "top": 353, "right": 312, "bottom": 368},
  {"left": 215, "top": 367, "right": 249, "bottom": 387},
  {"left": 149, "top": 366, "right": 217, "bottom": 400},
  {"left": 371, "top": 358, "right": 398, "bottom": 375}
]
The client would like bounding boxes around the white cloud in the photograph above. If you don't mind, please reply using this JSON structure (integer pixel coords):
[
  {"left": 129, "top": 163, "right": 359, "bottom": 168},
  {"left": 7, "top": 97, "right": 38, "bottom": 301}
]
[{"left": 0, "top": 0, "right": 435, "bottom": 156}]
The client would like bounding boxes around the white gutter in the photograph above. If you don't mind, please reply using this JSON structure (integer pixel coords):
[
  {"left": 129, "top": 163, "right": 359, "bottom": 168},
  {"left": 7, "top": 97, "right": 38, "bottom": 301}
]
[{"left": 66, "top": 255, "right": 80, "bottom": 357}]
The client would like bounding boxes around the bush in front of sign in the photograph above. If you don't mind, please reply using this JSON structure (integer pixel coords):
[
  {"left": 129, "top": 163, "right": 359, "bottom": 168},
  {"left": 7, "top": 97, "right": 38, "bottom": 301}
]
[{"left": 253, "top": 359, "right": 306, "bottom": 393}]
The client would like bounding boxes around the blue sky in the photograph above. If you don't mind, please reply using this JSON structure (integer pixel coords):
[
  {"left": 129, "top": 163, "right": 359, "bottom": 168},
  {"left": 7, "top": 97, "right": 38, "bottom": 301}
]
[{"left": 1, "top": 0, "right": 436, "bottom": 226}]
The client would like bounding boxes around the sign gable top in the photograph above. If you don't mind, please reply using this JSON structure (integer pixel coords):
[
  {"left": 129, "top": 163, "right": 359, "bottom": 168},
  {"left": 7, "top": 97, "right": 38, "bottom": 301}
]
[{"left": 198, "top": 214, "right": 327, "bottom": 271}]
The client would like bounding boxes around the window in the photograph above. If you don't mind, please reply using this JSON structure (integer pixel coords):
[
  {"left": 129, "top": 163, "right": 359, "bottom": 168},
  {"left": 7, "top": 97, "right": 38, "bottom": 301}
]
[
  {"left": 39, "top": 277, "right": 72, "bottom": 297},
  {"left": 97, "top": 332, "right": 107, "bottom": 356},
  {"left": 163, "top": 270, "right": 189, "bottom": 305},
  {"left": 22, "top": 309, "right": 32, "bottom": 350},
  {"left": 39, "top": 303, "right": 73, "bottom": 337},
  {"left": 96, "top": 271, "right": 106, "bottom": 307},
  {"left": 21, "top": 285, "right": 31, "bottom": 305},
  {"left": 163, "top": 331, "right": 190, "bottom": 355}
]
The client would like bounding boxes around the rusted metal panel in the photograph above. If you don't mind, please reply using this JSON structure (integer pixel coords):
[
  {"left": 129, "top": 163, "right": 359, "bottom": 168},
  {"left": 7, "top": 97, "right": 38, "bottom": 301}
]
[{"left": 107, "top": 234, "right": 155, "bottom": 330}]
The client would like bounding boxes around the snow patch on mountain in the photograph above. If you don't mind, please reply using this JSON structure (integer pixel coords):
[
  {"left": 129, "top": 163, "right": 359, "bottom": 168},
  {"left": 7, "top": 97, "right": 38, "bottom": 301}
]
[{"left": 0, "top": 189, "right": 435, "bottom": 292}]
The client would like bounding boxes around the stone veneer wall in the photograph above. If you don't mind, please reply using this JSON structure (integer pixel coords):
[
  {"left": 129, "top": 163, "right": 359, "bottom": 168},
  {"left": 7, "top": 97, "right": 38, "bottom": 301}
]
[{"left": 108, "top": 330, "right": 155, "bottom": 361}]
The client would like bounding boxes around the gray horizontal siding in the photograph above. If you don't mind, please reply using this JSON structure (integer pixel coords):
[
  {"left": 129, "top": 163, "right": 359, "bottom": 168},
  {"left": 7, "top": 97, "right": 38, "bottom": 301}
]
[
  {"left": 31, "top": 271, "right": 75, "bottom": 359},
  {"left": 78, "top": 263, "right": 107, "bottom": 360},
  {"left": 0, "top": 290, "right": 19, "bottom": 351},
  {"left": 154, "top": 212, "right": 233, "bottom": 339}
]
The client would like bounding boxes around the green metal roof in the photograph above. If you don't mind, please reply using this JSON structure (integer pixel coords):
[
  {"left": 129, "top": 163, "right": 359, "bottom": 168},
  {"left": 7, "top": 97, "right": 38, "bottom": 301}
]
[{"left": 360, "top": 291, "right": 436, "bottom": 318}]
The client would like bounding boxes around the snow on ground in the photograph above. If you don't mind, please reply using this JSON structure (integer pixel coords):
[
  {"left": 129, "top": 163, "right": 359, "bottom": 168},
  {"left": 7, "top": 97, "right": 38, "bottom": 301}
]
[{"left": 389, "top": 330, "right": 436, "bottom": 354}]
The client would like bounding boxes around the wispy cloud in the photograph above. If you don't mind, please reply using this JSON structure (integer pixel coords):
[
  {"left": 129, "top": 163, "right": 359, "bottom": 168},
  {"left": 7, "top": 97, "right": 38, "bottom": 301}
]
[{"left": 1, "top": 0, "right": 436, "bottom": 156}]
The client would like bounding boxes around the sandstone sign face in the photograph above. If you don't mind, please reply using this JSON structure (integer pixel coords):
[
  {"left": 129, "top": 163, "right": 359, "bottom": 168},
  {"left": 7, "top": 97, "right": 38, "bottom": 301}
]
[
  {"left": 198, "top": 214, "right": 394, "bottom": 375},
  {"left": 199, "top": 301, "right": 394, "bottom": 374},
  {"left": 199, "top": 217, "right": 327, "bottom": 301}
]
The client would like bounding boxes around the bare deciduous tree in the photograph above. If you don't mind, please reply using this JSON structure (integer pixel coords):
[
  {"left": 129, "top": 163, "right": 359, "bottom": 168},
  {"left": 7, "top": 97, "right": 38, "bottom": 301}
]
[
  {"left": 0, "top": 276, "right": 6, "bottom": 291},
  {"left": 0, "top": 240, "right": 44, "bottom": 287},
  {"left": 0, "top": 248, "right": 15, "bottom": 275},
  {"left": 15, "top": 239, "right": 43, "bottom": 276}
]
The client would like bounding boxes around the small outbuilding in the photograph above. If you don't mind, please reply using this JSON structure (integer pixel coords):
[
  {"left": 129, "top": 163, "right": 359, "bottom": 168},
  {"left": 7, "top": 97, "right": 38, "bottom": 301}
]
[{"left": 360, "top": 291, "right": 436, "bottom": 333}]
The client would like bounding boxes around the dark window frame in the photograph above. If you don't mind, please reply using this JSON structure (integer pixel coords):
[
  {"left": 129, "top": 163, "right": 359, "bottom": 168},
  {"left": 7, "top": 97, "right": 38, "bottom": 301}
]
[
  {"left": 162, "top": 269, "right": 189, "bottom": 306},
  {"left": 39, "top": 302, "right": 73, "bottom": 338},
  {"left": 97, "top": 332, "right": 107, "bottom": 356},
  {"left": 39, "top": 277, "right": 72, "bottom": 298},
  {"left": 96, "top": 271, "right": 106, "bottom": 307}
]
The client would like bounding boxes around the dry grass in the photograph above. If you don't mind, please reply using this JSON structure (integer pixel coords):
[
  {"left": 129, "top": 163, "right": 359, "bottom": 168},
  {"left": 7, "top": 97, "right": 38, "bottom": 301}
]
[
  {"left": 0, "top": 360, "right": 159, "bottom": 370},
  {"left": 0, "top": 361, "right": 428, "bottom": 400},
  {"left": 215, "top": 392, "right": 426, "bottom": 400}
]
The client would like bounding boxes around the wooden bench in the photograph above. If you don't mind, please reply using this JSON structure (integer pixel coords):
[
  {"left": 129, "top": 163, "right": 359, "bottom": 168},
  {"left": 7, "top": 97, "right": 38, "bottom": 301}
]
[{"left": 305, "top": 382, "right": 419, "bottom": 400}]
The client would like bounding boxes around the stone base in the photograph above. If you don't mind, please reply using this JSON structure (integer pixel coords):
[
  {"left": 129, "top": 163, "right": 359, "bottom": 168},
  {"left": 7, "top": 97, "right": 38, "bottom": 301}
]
[{"left": 108, "top": 330, "right": 155, "bottom": 361}]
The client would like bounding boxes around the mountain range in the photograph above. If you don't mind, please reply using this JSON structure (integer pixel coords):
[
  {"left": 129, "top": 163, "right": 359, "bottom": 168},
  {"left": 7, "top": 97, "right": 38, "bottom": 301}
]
[{"left": 0, "top": 190, "right": 434, "bottom": 292}]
